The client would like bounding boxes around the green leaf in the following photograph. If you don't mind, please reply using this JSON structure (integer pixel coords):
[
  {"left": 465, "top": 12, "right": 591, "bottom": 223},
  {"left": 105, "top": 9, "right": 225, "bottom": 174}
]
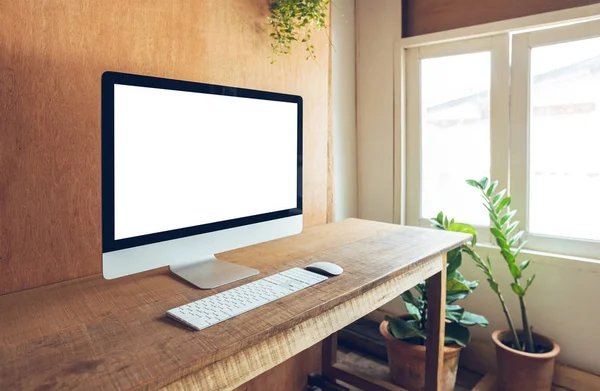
[
  {"left": 459, "top": 311, "right": 489, "bottom": 327},
  {"left": 386, "top": 316, "right": 425, "bottom": 340},
  {"left": 525, "top": 274, "right": 536, "bottom": 291},
  {"left": 415, "top": 282, "right": 426, "bottom": 296},
  {"left": 509, "top": 262, "right": 522, "bottom": 279},
  {"left": 452, "top": 270, "right": 479, "bottom": 290},
  {"left": 448, "top": 222, "right": 477, "bottom": 236},
  {"left": 505, "top": 221, "right": 519, "bottom": 237},
  {"left": 436, "top": 211, "right": 443, "bottom": 224},
  {"left": 487, "top": 278, "right": 499, "bottom": 294},
  {"left": 519, "top": 259, "right": 531, "bottom": 271},
  {"left": 446, "top": 290, "right": 469, "bottom": 304},
  {"left": 447, "top": 278, "right": 470, "bottom": 292},
  {"left": 492, "top": 189, "right": 507, "bottom": 208},
  {"left": 496, "top": 197, "right": 512, "bottom": 212},
  {"left": 508, "top": 231, "right": 524, "bottom": 247},
  {"left": 511, "top": 283, "right": 525, "bottom": 296},
  {"left": 479, "top": 177, "right": 489, "bottom": 189},
  {"left": 445, "top": 305, "right": 465, "bottom": 322},
  {"left": 492, "top": 193, "right": 502, "bottom": 207},
  {"left": 443, "top": 215, "right": 449, "bottom": 228},
  {"left": 444, "top": 322, "right": 471, "bottom": 347},
  {"left": 466, "top": 179, "right": 482, "bottom": 189},
  {"left": 501, "top": 210, "right": 517, "bottom": 225},
  {"left": 501, "top": 248, "right": 516, "bottom": 265},
  {"left": 405, "top": 301, "right": 422, "bottom": 320},
  {"left": 401, "top": 290, "right": 423, "bottom": 307},
  {"left": 513, "top": 241, "right": 527, "bottom": 258},
  {"left": 430, "top": 219, "right": 444, "bottom": 229},
  {"left": 446, "top": 248, "right": 462, "bottom": 275},
  {"left": 486, "top": 180, "right": 499, "bottom": 197},
  {"left": 490, "top": 227, "right": 505, "bottom": 241}
]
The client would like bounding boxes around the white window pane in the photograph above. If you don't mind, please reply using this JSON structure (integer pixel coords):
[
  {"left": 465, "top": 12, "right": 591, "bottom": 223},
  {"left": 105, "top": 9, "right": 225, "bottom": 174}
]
[
  {"left": 420, "top": 52, "right": 491, "bottom": 225},
  {"left": 529, "top": 37, "right": 600, "bottom": 241}
]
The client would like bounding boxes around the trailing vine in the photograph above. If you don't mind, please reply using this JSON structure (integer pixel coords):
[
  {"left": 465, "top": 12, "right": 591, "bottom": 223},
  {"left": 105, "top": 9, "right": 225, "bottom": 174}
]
[{"left": 268, "top": 0, "right": 330, "bottom": 63}]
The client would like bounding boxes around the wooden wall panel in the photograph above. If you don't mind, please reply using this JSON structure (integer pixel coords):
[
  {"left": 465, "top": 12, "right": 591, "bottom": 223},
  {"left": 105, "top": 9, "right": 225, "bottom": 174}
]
[
  {"left": 0, "top": 0, "right": 330, "bottom": 295},
  {"left": 404, "top": 0, "right": 599, "bottom": 36}
]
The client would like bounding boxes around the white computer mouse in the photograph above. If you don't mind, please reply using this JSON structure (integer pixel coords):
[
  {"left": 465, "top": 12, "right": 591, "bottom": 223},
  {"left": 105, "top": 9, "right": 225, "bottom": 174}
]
[{"left": 305, "top": 261, "right": 344, "bottom": 276}]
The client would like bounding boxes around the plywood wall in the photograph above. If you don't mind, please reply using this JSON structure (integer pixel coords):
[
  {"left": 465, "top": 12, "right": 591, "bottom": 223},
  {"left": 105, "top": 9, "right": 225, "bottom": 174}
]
[
  {"left": 0, "top": 0, "right": 330, "bottom": 295},
  {"left": 404, "top": 0, "right": 599, "bottom": 36}
]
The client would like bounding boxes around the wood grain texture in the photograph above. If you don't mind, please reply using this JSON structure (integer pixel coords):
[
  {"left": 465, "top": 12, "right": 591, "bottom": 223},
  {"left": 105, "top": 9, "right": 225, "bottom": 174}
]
[
  {"left": 404, "top": 0, "right": 599, "bottom": 36},
  {"left": 424, "top": 254, "right": 447, "bottom": 391},
  {"left": 0, "top": 0, "right": 330, "bottom": 295},
  {"left": 232, "top": 344, "right": 322, "bottom": 391},
  {"left": 0, "top": 219, "right": 470, "bottom": 391}
]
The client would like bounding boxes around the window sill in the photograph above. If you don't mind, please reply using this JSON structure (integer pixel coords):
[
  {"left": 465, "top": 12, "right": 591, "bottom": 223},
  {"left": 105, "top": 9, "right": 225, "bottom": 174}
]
[{"left": 474, "top": 242, "right": 600, "bottom": 272}]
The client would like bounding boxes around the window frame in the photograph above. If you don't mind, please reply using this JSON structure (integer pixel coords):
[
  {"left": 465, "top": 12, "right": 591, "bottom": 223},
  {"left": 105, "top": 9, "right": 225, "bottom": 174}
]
[
  {"left": 401, "top": 17, "right": 600, "bottom": 260},
  {"left": 405, "top": 35, "right": 510, "bottom": 244},
  {"left": 509, "top": 19, "right": 600, "bottom": 259}
]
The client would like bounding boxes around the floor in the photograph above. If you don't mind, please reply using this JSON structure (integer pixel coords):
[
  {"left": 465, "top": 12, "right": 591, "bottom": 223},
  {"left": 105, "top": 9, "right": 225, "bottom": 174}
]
[{"left": 336, "top": 346, "right": 482, "bottom": 391}]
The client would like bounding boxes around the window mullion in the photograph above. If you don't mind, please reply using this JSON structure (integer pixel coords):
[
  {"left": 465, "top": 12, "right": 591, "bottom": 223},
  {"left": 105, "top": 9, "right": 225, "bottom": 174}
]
[
  {"left": 490, "top": 34, "right": 511, "bottom": 244},
  {"left": 508, "top": 33, "right": 532, "bottom": 236}
]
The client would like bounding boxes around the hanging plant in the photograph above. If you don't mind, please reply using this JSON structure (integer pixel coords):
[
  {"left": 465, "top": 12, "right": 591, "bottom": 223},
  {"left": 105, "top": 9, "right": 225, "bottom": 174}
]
[{"left": 268, "top": 0, "right": 330, "bottom": 63}]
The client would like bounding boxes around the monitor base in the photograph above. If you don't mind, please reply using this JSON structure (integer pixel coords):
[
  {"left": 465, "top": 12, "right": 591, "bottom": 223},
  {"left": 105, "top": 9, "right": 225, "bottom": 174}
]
[{"left": 169, "top": 256, "right": 259, "bottom": 289}]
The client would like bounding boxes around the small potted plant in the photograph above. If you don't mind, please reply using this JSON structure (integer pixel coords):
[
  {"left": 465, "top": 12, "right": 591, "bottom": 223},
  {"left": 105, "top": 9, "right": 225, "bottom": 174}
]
[
  {"left": 380, "top": 213, "right": 488, "bottom": 391},
  {"left": 465, "top": 177, "right": 560, "bottom": 390},
  {"left": 268, "top": 0, "right": 330, "bottom": 63}
]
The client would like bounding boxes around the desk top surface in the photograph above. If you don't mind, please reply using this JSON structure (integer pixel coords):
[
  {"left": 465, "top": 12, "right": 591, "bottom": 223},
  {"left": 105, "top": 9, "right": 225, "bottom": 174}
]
[{"left": 0, "top": 219, "right": 469, "bottom": 391}]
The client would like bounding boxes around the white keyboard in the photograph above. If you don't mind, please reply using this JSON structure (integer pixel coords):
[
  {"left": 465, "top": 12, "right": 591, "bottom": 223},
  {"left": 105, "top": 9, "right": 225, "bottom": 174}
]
[{"left": 166, "top": 267, "right": 328, "bottom": 331}]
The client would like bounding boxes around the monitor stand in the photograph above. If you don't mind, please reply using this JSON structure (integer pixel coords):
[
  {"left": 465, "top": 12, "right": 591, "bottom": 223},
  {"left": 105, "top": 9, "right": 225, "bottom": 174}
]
[{"left": 169, "top": 256, "right": 259, "bottom": 289}]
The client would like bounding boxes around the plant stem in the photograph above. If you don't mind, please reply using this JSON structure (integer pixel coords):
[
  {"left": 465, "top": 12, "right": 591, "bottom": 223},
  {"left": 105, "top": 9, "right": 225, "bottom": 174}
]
[
  {"left": 518, "top": 294, "right": 535, "bottom": 352},
  {"left": 497, "top": 290, "right": 522, "bottom": 351}
]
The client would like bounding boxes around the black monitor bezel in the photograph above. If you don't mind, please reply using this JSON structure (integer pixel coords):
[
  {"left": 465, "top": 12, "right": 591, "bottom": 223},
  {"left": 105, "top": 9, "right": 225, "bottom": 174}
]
[{"left": 101, "top": 71, "right": 303, "bottom": 253}]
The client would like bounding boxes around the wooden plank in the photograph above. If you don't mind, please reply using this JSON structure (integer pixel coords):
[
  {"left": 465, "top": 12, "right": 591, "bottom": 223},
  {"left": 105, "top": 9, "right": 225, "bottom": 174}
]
[
  {"left": 0, "top": 220, "right": 470, "bottom": 391},
  {"left": 329, "top": 363, "right": 407, "bottom": 391},
  {"left": 0, "top": 0, "right": 330, "bottom": 296},
  {"left": 554, "top": 363, "right": 600, "bottom": 391},
  {"left": 403, "top": 0, "right": 597, "bottom": 37},
  {"left": 424, "top": 253, "right": 447, "bottom": 391}
]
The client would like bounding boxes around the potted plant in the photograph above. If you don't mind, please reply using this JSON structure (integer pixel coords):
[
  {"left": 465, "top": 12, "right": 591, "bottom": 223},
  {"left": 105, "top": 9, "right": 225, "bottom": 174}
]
[
  {"left": 381, "top": 213, "right": 488, "bottom": 391},
  {"left": 268, "top": 0, "right": 330, "bottom": 63},
  {"left": 465, "top": 177, "right": 560, "bottom": 390}
]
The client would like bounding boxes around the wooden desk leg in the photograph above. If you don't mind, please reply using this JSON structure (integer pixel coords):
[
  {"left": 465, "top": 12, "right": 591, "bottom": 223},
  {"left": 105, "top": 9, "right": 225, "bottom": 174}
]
[
  {"left": 424, "top": 253, "right": 447, "bottom": 391},
  {"left": 322, "top": 332, "right": 338, "bottom": 377}
]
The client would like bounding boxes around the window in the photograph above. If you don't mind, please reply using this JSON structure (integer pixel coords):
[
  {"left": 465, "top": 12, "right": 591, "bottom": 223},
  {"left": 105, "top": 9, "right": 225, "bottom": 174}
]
[
  {"left": 405, "top": 19, "right": 600, "bottom": 259},
  {"left": 420, "top": 51, "right": 491, "bottom": 226}
]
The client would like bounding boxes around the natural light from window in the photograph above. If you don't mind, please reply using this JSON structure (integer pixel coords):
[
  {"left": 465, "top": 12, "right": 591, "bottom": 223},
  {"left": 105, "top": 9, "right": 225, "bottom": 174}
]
[
  {"left": 420, "top": 52, "right": 491, "bottom": 225},
  {"left": 529, "top": 37, "right": 600, "bottom": 241}
]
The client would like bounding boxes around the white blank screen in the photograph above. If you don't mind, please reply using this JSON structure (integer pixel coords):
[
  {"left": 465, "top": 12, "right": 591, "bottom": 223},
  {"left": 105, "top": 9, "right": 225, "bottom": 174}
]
[{"left": 113, "top": 84, "right": 298, "bottom": 240}]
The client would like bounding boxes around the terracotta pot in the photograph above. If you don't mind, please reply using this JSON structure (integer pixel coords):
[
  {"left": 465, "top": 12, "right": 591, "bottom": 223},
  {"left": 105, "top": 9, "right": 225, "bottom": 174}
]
[
  {"left": 492, "top": 330, "right": 560, "bottom": 391},
  {"left": 380, "top": 320, "right": 462, "bottom": 391}
]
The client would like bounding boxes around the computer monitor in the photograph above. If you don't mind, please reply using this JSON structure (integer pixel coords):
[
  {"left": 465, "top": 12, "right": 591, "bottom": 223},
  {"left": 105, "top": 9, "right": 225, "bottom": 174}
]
[{"left": 101, "top": 71, "right": 303, "bottom": 289}]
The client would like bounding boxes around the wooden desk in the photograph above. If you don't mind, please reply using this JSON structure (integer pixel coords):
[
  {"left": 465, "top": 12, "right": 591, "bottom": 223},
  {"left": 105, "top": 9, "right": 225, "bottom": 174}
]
[{"left": 0, "top": 219, "right": 469, "bottom": 391}]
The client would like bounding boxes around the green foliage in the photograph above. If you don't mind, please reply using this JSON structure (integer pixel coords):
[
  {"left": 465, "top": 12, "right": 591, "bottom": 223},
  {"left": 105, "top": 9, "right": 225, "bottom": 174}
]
[
  {"left": 387, "top": 213, "right": 488, "bottom": 347},
  {"left": 268, "top": 0, "right": 330, "bottom": 63},
  {"left": 466, "top": 177, "right": 537, "bottom": 353}
]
